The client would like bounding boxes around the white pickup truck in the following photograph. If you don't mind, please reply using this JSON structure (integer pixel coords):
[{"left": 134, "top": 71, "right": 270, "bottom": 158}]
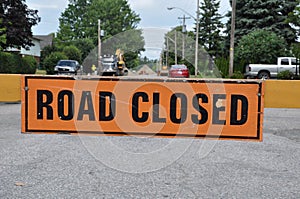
[{"left": 244, "top": 57, "right": 299, "bottom": 79}]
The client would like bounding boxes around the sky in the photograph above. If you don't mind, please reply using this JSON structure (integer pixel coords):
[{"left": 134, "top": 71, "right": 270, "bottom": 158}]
[{"left": 27, "top": 0, "right": 231, "bottom": 59}]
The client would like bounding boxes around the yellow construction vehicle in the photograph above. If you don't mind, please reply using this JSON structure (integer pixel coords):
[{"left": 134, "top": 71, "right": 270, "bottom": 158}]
[{"left": 99, "top": 49, "right": 128, "bottom": 76}]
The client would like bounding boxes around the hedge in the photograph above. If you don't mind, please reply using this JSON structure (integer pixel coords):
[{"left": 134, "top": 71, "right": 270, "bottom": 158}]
[{"left": 0, "top": 52, "right": 37, "bottom": 74}]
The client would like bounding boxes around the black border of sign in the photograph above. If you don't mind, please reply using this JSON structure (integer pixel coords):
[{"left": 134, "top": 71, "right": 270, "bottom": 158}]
[{"left": 24, "top": 76, "right": 263, "bottom": 140}]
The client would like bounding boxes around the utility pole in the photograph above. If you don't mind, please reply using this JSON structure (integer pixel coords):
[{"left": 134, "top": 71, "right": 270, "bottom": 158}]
[
  {"left": 166, "top": 38, "right": 169, "bottom": 66},
  {"left": 167, "top": 2, "right": 199, "bottom": 75},
  {"left": 98, "top": 19, "right": 102, "bottom": 74},
  {"left": 195, "top": 0, "right": 200, "bottom": 76},
  {"left": 229, "top": 0, "right": 236, "bottom": 77},
  {"left": 178, "top": 15, "right": 191, "bottom": 60},
  {"left": 175, "top": 32, "right": 177, "bottom": 65}
]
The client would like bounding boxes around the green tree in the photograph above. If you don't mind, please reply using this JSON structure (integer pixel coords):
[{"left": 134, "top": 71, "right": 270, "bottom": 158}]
[
  {"left": 72, "top": 38, "right": 95, "bottom": 60},
  {"left": 291, "top": 42, "right": 300, "bottom": 60},
  {"left": 57, "top": 0, "right": 144, "bottom": 69},
  {"left": 57, "top": 0, "right": 91, "bottom": 41},
  {"left": 0, "top": 52, "right": 18, "bottom": 73},
  {"left": 287, "top": 1, "right": 300, "bottom": 36},
  {"left": 57, "top": 0, "right": 141, "bottom": 43},
  {"left": 63, "top": 45, "right": 82, "bottom": 62},
  {"left": 198, "top": 0, "right": 224, "bottom": 57},
  {"left": 0, "top": 52, "right": 36, "bottom": 74},
  {"left": 164, "top": 27, "right": 190, "bottom": 66},
  {"left": 0, "top": 0, "right": 40, "bottom": 49},
  {"left": 227, "top": 0, "right": 298, "bottom": 47},
  {"left": 0, "top": 19, "right": 5, "bottom": 50},
  {"left": 43, "top": 52, "right": 68, "bottom": 75},
  {"left": 80, "top": 29, "right": 145, "bottom": 71},
  {"left": 40, "top": 45, "right": 58, "bottom": 69},
  {"left": 164, "top": 27, "right": 211, "bottom": 75},
  {"left": 236, "top": 30, "right": 288, "bottom": 64},
  {"left": 88, "top": 0, "right": 140, "bottom": 38},
  {"left": 19, "top": 56, "right": 37, "bottom": 74}
]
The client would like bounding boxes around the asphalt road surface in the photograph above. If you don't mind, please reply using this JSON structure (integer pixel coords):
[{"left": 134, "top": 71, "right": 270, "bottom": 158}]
[{"left": 0, "top": 103, "right": 299, "bottom": 198}]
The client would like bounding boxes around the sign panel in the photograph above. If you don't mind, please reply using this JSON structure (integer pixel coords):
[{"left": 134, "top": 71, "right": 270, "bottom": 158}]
[{"left": 22, "top": 76, "right": 264, "bottom": 141}]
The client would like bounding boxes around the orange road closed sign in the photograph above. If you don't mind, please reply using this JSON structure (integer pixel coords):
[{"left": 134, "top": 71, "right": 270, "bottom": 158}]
[{"left": 21, "top": 76, "right": 264, "bottom": 141}]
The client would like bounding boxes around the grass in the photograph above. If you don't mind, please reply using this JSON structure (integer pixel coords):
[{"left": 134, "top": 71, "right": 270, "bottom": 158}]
[{"left": 35, "top": 69, "right": 47, "bottom": 75}]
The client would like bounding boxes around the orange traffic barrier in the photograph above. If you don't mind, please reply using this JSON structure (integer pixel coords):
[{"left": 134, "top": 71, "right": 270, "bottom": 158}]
[
  {"left": 265, "top": 80, "right": 300, "bottom": 108},
  {"left": 0, "top": 74, "right": 21, "bottom": 102},
  {"left": 21, "top": 76, "right": 264, "bottom": 141}
]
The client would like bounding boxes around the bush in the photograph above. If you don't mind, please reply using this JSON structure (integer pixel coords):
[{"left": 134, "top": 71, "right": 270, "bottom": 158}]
[
  {"left": 277, "top": 70, "right": 295, "bottom": 80},
  {"left": 214, "top": 57, "right": 229, "bottom": 78},
  {"left": 43, "top": 52, "right": 68, "bottom": 74},
  {"left": 0, "top": 52, "right": 36, "bottom": 74},
  {"left": 63, "top": 45, "right": 81, "bottom": 62},
  {"left": 73, "top": 38, "right": 95, "bottom": 60},
  {"left": 236, "top": 30, "right": 289, "bottom": 64},
  {"left": 0, "top": 52, "right": 18, "bottom": 73},
  {"left": 19, "top": 56, "right": 37, "bottom": 74},
  {"left": 40, "top": 45, "right": 58, "bottom": 70},
  {"left": 230, "top": 71, "right": 244, "bottom": 79}
]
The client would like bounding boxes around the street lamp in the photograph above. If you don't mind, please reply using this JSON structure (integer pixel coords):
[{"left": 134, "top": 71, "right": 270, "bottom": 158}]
[{"left": 167, "top": 0, "right": 200, "bottom": 76}]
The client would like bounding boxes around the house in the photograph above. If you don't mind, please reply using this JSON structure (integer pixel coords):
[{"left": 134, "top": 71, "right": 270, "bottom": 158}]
[
  {"left": 34, "top": 34, "right": 54, "bottom": 49},
  {"left": 5, "top": 34, "right": 53, "bottom": 65},
  {"left": 5, "top": 36, "right": 41, "bottom": 64}
]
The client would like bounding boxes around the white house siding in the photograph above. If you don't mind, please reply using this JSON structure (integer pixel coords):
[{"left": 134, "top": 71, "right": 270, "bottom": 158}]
[{"left": 20, "top": 39, "right": 41, "bottom": 57}]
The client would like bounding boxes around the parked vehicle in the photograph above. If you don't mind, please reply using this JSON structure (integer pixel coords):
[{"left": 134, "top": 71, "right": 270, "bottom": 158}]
[
  {"left": 169, "top": 64, "right": 190, "bottom": 78},
  {"left": 54, "top": 60, "right": 82, "bottom": 75},
  {"left": 244, "top": 57, "right": 299, "bottom": 79},
  {"left": 160, "top": 65, "right": 169, "bottom": 76},
  {"left": 99, "top": 49, "right": 128, "bottom": 76}
]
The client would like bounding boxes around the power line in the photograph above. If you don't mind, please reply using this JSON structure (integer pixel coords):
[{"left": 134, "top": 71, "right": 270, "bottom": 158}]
[{"left": 178, "top": 15, "right": 191, "bottom": 33}]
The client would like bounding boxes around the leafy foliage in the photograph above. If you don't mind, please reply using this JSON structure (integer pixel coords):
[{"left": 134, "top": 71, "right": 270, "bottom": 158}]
[
  {"left": 0, "top": 52, "right": 18, "bottom": 73},
  {"left": 57, "top": 0, "right": 91, "bottom": 41},
  {"left": 43, "top": 52, "right": 68, "bottom": 75},
  {"left": 236, "top": 30, "right": 288, "bottom": 64},
  {"left": 287, "top": 1, "right": 300, "bottom": 37},
  {"left": 0, "top": 19, "right": 5, "bottom": 50},
  {"left": 80, "top": 28, "right": 145, "bottom": 72},
  {"left": 63, "top": 45, "right": 82, "bottom": 62},
  {"left": 292, "top": 42, "right": 300, "bottom": 59},
  {"left": 57, "top": 0, "right": 144, "bottom": 69},
  {"left": 214, "top": 56, "right": 229, "bottom": 77},
  {"left": 230, "top": 71, "right": 244, "bottom": 79},
  {"left": 0, "top": 52, "right": 36, "bottom": 74},
  {"left": 101, "top": 29, "right": 144, "bottom": 55},
  {"left": 40, "top": 45, "right": 58, "bottom": 69},
  {"left": 57, "top": 0, "right": 140, "bottom": 43},
  {"left": 277, "top": 70, "right": 295, "bottom": 80},
  {"left": 163, "top": 27, "right": 217, "bottom": 76},
  {"left": 227, "top": 0, "right": 298, "bottom": 47},
  {"left": 0, "top": 0, "right": 40, "bottom": 49},
  {"left": 20, "top": 56, "right": 37, "bottom": 74},
  {"left": 72, "top": 38, "right": 95, "bottom": 60},
  {"left": 164, "top": 27, "right": 196, "bottom": 71}
]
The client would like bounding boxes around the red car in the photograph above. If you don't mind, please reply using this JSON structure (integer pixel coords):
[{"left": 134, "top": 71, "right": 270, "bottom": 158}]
[{"left": 169, "top": 64, "right": 190, "bottom": 78}]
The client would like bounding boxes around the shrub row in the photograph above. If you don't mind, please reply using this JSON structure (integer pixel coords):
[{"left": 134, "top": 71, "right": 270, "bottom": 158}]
[
  {"left": 42, "top": 45, "right": 81, "bottom": 74},
  {"left": 277, "top": 70, "right": 300, "bottom": 80},
  {"left": 0, "top": 52, "right": 37, "bottom": 74}
]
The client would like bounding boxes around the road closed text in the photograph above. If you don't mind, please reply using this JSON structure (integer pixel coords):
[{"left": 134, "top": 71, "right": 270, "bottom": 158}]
[
  {"left": 36, "top": 90, "right": 248, "bottom": 125},
  {"left": 22, "top": 77, "right": 264, "bottom": 141}
]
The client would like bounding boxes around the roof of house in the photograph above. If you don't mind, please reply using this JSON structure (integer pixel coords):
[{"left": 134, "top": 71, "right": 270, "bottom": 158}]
[{"left": 33, "top": 34, "right": 54, "bottom": 49}]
